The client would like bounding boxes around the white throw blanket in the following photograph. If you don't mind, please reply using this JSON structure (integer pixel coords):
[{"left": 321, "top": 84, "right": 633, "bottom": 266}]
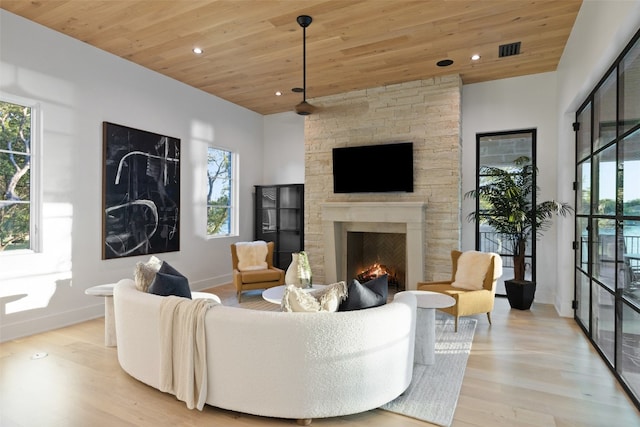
[{"left": 159, "top": 296, "right": 219, "bottom": 410}]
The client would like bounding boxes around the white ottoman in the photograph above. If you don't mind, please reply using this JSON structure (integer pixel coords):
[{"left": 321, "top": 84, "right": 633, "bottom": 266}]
[{"left": 408, "top": 290, "right": 456, "bottom": 365}]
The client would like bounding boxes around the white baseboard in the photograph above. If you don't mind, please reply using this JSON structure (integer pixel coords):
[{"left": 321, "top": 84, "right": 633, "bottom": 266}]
[
  {"left": 0, "top": 272, "right": 233, "bottom": 343},
  {"left": 0, "top": 304, "right": 102, "bottom": 343},
  {"left": 190, "top": 273, "right": 232, "bottom": 291}
]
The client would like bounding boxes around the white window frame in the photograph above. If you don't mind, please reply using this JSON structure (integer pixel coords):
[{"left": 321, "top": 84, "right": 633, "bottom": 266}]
[
  {"left": 206, "top": 145, "right": 238, "bottom": 238},
  {"left": 0, "top": 93, "right": 42, "bottom": 255}
]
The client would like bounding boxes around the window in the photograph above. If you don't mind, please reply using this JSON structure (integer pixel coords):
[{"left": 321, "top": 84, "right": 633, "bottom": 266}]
[
  {"left": 207, "top": 146, "right": 235, "bottom": 236},
  {"left": 0, "top": 97, "right": 39, "bottom": 253}
]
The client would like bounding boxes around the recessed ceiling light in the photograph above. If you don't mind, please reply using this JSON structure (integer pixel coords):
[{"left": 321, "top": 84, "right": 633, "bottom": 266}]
[
  {"left": 193, "top": 47, "right": 203, "bottom": 55},
  {"left": 471, "top": 54, "right": 481, "bottom": 61},
  {"left": 436, "top": 59, "right": 454, "bottom": 67},
  {"left": 275, "top": 91, "right": 282, "bottom": 96}
]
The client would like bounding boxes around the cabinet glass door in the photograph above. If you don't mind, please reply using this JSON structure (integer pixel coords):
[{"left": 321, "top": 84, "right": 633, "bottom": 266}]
[
  {"left": 254, "top": 184, "right": 304, "bottom": 270},
  {"left": 259, "top": 187, "right": 277, "bottom": 237},
  {"left": 277, "top": 185, "right": 303, "bottom": 269}
]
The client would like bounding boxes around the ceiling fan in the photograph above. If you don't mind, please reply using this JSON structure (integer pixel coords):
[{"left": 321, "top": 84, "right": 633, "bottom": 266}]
[{"left": 294, "top": 15, "right": 315, "bottom": 116}]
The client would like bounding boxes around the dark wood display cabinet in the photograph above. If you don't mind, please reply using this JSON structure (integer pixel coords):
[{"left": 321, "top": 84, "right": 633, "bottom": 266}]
[{"left": 254, "top": 184, "right": 304, "bottom": 270}]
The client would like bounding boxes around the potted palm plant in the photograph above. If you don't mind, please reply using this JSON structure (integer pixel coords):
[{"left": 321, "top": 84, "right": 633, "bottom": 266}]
[{"left": 465, "top": 156, "right": 573, "bottom": 310}]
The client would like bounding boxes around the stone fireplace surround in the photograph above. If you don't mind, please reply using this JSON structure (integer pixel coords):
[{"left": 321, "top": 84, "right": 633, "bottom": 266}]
[
  {"left": 321, "top": 202, "right": 427, "bottom": 291},
  {"left": 304, "top": 76, "right": 462, "bottom": 291}
]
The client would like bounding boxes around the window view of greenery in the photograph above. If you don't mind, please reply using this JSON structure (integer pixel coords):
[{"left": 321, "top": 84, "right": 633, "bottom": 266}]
[
  {"left": 0, "top": 101, "right": 31, "bottom": 252},
  {"left": 207, "top": 147, "right": 232, "bottom": 236},
  {"left": 581, "top": 157, "right": 640, "bottom": 293}
]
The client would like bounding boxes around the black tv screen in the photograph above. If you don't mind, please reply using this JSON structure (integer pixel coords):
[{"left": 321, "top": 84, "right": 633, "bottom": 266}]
[{"left": 332, "top": 142, "right": 414, "bottom": 193}]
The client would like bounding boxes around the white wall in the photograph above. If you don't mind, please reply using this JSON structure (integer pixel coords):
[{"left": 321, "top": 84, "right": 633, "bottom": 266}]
[
  {"left": 461, "top": 72, "right": 560, "bottom": 303},
  {"left": 0, "top": 11, "right": 265, "bottom": 341},
  {"left": 263, "top": 112, "right": 305, "bottom": 184}
]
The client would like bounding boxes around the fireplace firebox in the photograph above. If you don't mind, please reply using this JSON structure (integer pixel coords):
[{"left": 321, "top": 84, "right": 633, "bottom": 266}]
[
  {"left": 347, "top": 231, "right": 405, "bottom": 289},
  {"left": 321, "top": 202, "right": 426, "bottom": 290}
]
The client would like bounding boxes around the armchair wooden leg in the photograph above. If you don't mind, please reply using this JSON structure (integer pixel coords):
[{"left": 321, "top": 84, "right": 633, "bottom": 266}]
[
  {"left": 487, "top": 312, "right": 492, "bottom": 325},
  {"left": 454, "top": 316, "right": 458, "bottom": 333},
  {"left": 237, "top": 290, "right": 242, "bottom": 303},
  {"left": 297, "top": 419, "right": 312, "bottom": 425}
]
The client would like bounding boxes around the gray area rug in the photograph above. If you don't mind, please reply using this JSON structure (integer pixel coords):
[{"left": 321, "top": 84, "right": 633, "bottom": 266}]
[{"left": 380, "top": 314, "right": 477, "bottom": 427}]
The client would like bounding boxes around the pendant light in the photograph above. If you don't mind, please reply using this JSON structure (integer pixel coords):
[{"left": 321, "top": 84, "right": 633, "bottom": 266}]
[{"left": 294, "top": 15, "right": 315, "bottom": 116}]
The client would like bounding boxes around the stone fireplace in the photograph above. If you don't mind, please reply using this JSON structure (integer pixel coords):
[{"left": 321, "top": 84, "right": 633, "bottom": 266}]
[
  {"left": 303, "top": 76, "right": 462, "bottom": 286},
  {"left": 321, "top": 202, "right": 427, "bottom": 290}
]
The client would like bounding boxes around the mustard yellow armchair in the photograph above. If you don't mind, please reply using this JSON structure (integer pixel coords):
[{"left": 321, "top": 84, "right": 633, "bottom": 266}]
[
  {"left": 417, "top": 250, "right": 502, "bottom": 332},
  {"left": 231, "top": 241, "right": 285, "bottom": 302}
]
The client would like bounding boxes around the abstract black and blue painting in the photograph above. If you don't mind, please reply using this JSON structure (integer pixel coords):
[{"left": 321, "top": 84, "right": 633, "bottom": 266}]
[{"left": 102, "top": 122, "right": 180, "bottom": 259}]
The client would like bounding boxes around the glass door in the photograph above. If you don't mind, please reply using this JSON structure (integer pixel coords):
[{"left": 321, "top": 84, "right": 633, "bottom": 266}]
[
  {"left": 574, "top": 30, "right": 640, "bottom": 408},
  {"left": 476, "top": 130, "right": 535, "bottom": 296}
]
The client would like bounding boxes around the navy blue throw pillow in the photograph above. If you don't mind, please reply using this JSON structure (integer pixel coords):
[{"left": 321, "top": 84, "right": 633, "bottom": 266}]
[
  {"left": 338, "top": 274, "right": 388, "bottom": 311},
  {"left": 148, "top": 261, "right": 192, "bottom": 299}
]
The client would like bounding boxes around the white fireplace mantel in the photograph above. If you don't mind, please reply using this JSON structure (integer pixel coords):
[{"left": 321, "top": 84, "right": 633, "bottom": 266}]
[{"left": 321, "top": 202, "right": 427, "bottom": 290}]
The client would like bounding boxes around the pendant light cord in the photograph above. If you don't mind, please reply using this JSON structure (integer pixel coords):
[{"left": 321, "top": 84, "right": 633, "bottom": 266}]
[
  {"left": 302, "top": 24, "right": 307, "bottom": 101},
  {"left": 295, "top": 15, "right": 313, "bottom": 115}
]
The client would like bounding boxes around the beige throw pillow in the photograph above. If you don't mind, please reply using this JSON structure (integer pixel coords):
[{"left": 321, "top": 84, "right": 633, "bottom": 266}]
[
  {"left": 236, "top": 241, "right": 268, "bottom": 271},
  {"left": 451, "top": 251, "right": 492, "bottom": 290},
  {"left": 313, "top": 281, "right": 348, "bottom": 312},
  {"left": 134, "top": 255, "right": 163, "bottom": 292},
  {"left": 281, "top": 285, "right": 321, "bottom": 312},
  {"left": 281, "top": 281, "right": 348, "bottom": 313}
]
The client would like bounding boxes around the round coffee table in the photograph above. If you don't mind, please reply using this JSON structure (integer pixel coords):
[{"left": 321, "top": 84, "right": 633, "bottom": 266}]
[
  {"left": 407, "top": 290, "right": 456, "bottom": 365},
  {"left": 262, "top": 284, "right": 326, "bottom": 304}
]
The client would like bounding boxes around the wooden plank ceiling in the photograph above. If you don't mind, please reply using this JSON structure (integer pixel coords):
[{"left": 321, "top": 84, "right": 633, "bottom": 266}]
[{"left": 1, "top": 0, "right": 582, "bottom": 115}]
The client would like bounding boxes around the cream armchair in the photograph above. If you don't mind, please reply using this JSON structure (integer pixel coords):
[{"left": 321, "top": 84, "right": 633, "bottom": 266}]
[
  {"left": 418, "top": 250, "right": 502, "bottom": 332},
  {"left": 231, "top": 241, "right": 285, "bottom": 302}
]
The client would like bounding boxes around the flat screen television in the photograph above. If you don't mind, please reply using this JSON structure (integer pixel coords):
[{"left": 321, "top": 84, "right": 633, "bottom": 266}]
[{"left": 332, "top": 142, "right": 414, "bottom": 193}]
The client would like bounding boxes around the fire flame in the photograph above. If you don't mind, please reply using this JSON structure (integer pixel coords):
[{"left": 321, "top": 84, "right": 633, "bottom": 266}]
[{"left": 358, "top": 263, "right": 399, "bottom": 285}]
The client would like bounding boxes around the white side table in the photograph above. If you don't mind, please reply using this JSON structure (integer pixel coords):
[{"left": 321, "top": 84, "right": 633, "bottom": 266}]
[
  {"left": 85, "top": 283, "right": 117, "bottom": 347},
  {"left": 192, "top": 291, "right": 221, "bottom": 303},
  {"left": 262, "top": 284, "right": 326, "bottom": 304},
  {"left": 407, "top": 290, "right": 456, "bottom": 365}
]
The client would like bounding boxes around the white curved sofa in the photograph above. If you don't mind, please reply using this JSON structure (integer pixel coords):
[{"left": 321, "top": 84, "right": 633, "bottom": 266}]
[{"left": 113, "top": 278, "right": 417, "bottom": 423}]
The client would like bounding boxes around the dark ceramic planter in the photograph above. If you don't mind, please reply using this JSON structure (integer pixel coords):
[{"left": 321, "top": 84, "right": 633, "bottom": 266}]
[{"left": 504, "top": 279, "right": 536, "bottom": 310}]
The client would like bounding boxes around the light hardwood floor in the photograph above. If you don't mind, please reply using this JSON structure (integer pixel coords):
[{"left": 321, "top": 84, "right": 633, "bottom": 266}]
[{"left": 1, "top": 285, "right": 639, "bottom": 427}]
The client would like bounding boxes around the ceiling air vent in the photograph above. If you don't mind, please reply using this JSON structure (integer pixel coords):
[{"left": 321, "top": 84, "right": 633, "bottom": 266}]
[{"left": 499, "top": 41, "right": 521, "bottom": 57}]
